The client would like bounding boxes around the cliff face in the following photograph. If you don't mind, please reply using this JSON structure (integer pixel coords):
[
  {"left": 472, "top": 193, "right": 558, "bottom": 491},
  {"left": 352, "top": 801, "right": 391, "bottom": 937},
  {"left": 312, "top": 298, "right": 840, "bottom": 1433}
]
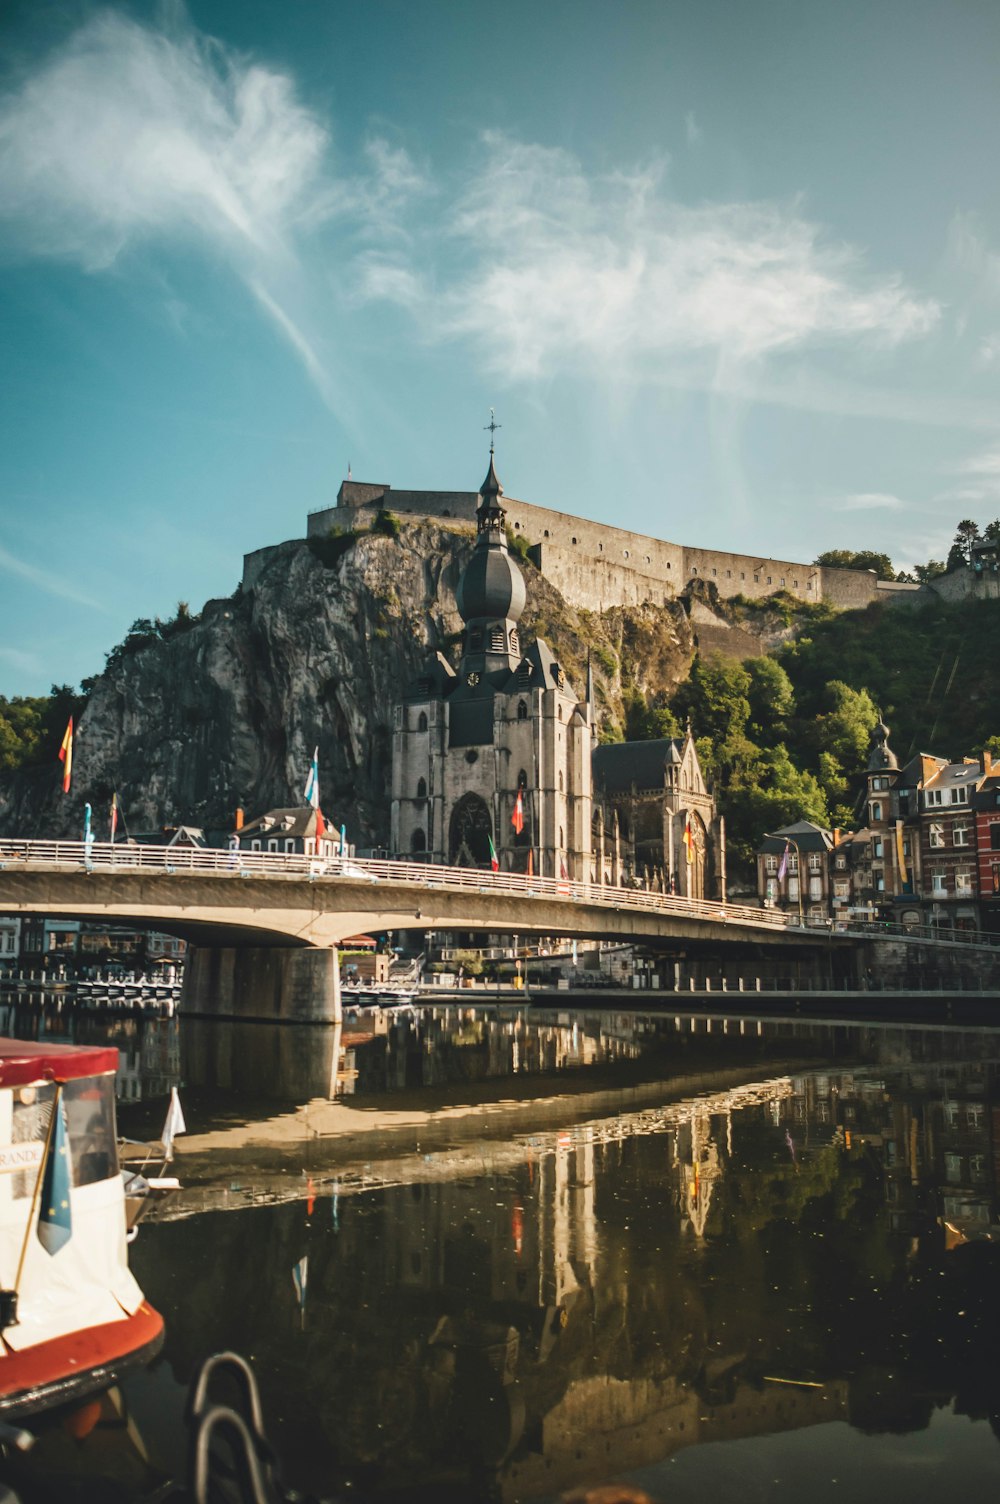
[{"left": 0, "top": 521, "right": 755, "bottom": 844}]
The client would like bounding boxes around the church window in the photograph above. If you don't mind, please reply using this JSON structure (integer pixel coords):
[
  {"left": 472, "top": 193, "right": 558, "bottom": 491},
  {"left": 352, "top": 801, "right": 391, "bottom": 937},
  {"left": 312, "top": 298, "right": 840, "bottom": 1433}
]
[
  {"left": 557, "top": 706, "right": 562, "bottom": 720},
  {"left": 559, "top": 771, "right": 564, "bottom": 792},
  {"left": 509, "top": 629, "right": 519, "bottom": 654},
  {"left": 517, "top": 700, "right": 528, "bottom": 721},
  {"left": 560, "top": 826, "right": 564, "bottom": 848},
  {"left": 411, "top": 829, "right": 427, "bottom": 853},
  {"left": 490, "top": 627, "right": 505, "bottom": 651},
  {"left": 417, "top": 711, "right": 428, "bottom": 732},
  {"left": 517, "top": 769, "right": 528, "bottom": 789},
  {"left": 416, "top": 777, "right": 427, "bottom": 799}
]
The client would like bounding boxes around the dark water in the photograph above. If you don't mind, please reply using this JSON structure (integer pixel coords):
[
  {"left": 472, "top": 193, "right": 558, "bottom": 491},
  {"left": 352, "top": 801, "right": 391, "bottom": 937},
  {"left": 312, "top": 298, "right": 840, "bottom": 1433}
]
[{"left": 2, "top": 997, "right": 1000, "bottom": 1503}]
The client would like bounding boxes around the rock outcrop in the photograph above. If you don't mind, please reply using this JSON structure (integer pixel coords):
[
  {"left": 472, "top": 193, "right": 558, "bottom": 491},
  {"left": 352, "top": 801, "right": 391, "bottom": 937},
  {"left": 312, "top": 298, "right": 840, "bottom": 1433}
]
[{"left": 0, "top": 520, "right": 773, "bottom": 844}]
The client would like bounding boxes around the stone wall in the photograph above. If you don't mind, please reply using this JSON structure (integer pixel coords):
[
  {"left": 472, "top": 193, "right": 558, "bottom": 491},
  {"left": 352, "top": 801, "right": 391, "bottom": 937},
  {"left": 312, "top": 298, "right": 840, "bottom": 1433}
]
[{"left": 302, "top": 484, "right": 885, "bottom": 615}]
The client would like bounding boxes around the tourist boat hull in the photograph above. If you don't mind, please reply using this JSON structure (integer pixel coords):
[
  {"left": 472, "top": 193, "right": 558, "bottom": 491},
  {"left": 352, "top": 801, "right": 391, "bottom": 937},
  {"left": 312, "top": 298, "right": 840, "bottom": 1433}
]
[{"left": 0, "top": 1036, "right": 166, "bottom": 1419}]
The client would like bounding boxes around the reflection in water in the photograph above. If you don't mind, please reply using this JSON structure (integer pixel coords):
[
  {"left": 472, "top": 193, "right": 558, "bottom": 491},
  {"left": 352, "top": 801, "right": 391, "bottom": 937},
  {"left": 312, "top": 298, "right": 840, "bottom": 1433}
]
[
  {"left": 0, "top": 995, "right": 180, "bottom": 1102},
  {"left": 2, "top": 1010, "right": 1000, "bottom": 1502}
]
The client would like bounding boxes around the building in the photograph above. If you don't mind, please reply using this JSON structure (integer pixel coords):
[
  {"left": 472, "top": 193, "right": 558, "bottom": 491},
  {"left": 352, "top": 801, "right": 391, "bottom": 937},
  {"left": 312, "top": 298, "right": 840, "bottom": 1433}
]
[
  {"left": 237, "top": 806, "right": 350, "bottom": 859},
  {"left": 757, "top": 822, "right": 834, "bottom": 922},
  {"left": 972, "top": 759, "right": 1000, "bottom": 935},
  {"left": 391, "top": 450, "right": 721, "bottom": 896}
]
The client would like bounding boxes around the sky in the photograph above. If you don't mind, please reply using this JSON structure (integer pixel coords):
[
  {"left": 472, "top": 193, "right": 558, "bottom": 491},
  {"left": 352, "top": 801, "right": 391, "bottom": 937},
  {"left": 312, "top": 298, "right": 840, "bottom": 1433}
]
[{"left": 3, "top": 0, "right": 1000, "bottom": 698}]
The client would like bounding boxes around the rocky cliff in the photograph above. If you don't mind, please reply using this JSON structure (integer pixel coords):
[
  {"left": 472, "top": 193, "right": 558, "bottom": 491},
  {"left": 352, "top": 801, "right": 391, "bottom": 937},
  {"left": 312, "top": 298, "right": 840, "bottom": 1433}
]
[{"left": 0, "top": 519, "right": 779, "bottom": 844}]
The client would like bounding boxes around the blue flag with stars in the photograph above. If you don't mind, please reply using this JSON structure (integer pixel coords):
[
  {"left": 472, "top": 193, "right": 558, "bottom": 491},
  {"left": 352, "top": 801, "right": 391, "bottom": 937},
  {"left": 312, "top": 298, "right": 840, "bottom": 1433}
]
[{"left": 37, "top": 1097, "right": 72, "bottom": 1255}]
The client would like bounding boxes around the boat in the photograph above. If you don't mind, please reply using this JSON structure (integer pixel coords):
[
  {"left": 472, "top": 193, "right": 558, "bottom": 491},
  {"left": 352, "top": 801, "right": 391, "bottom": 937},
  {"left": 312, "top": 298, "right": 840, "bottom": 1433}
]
[{"left": 0, "top": 1036, "right": 165, "bottom": 1418}]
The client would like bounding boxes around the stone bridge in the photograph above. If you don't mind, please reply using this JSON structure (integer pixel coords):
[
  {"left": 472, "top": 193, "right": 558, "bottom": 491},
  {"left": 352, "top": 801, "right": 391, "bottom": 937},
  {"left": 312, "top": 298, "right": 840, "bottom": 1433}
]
[{"left": 0, "top": 839, "right": 847, "bottom": 1021}]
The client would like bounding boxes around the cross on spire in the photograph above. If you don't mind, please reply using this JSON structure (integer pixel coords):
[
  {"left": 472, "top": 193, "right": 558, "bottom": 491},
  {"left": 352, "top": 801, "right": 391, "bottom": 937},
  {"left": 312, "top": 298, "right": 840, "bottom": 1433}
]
[{"left": 483, "top": 408, "right": 501, "bottom": 454}]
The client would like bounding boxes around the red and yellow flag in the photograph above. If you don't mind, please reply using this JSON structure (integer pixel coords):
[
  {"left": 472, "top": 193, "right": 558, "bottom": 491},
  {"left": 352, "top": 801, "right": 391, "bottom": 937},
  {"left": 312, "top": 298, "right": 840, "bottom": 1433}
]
[
  {"left": 683, "top": 815, "right": 694, "bottom": 864},
  {"left": 58, "top": 717, "right": 73, "bottom": 793},
  {"left": 110, "top": 792, "right": 119, "bottom": 840},
  {"left": 511, "top": 788, "right": 525, "bottom": 835}
]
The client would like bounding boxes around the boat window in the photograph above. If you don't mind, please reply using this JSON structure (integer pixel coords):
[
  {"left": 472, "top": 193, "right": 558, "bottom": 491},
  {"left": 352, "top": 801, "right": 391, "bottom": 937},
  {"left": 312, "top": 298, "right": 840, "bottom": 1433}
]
[{"left": 64, "top": 1076, "right": 118, "bottom": 1186}]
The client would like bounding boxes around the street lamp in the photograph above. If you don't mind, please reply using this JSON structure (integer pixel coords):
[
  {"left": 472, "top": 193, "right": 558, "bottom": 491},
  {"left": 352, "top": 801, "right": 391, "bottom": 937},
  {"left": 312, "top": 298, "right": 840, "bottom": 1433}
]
[{"left": 766, "top": 833, "right": 804, "bottom": 925}]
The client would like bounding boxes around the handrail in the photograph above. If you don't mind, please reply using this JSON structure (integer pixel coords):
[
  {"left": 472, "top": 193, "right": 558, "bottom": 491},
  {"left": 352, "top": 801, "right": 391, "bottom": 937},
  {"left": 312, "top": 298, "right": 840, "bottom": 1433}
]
[{"left": 0, "top": 838, "right": 794, "bottom": 932}]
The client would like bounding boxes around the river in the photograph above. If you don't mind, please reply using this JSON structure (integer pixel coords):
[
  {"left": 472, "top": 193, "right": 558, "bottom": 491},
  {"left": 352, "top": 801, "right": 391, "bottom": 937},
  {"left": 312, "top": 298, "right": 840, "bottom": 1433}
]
[{"left": 1, "top": 994, "right": 999, "bottom": 1503}]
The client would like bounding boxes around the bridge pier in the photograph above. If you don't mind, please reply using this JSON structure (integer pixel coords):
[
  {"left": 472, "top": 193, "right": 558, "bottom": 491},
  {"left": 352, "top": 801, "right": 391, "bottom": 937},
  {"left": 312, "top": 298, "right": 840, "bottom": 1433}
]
[{"left": 181, "top": 944, "right": 341, "bottom": 1023}]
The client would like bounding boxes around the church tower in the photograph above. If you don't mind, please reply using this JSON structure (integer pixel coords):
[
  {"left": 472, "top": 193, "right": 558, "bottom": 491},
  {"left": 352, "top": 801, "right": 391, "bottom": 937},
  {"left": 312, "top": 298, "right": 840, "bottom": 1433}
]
[{"left": 391, "top": 440, "right": 594, "bottom": 878}]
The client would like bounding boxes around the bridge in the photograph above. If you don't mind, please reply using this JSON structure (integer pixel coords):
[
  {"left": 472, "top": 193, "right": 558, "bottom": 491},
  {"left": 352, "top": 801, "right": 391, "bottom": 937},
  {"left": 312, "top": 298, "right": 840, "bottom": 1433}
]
[
  {"left": 0, "top": 838, "right": 852, "bottom": 1020},
  {"left": 4, "top": 839, "right": 996, "bottom": 1020}
]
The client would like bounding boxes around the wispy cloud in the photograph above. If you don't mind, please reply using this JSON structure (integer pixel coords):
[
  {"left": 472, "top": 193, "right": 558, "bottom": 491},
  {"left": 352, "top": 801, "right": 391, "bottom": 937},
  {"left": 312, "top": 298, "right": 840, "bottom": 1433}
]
[
  {"left": 837, "top": 492, "right": 906, "bottom": 512},
  {"left": 361, "top": 133, "right": 940, "bottom": 381},
  {"left": 0, "top": 545, "right": 110, "bottom": 611},
  {"left": 684, "top": 111, "right": 703, "bottom": 147},
  {"left": 0, "top": 645, "right": 41, "bottom": 676}
]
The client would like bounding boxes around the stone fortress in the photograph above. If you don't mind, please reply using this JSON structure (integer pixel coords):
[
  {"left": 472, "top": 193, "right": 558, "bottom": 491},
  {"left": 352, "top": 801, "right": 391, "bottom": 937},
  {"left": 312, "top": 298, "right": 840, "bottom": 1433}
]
[{"left": 302, "top": 477, "right": 912, "bottom": 615}]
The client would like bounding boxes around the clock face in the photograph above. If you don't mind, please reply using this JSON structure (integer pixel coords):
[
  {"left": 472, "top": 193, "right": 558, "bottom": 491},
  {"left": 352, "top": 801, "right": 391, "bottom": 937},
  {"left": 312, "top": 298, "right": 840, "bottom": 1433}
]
[{"left": 466, "top": 672, "right": 480, "bottom": 687}]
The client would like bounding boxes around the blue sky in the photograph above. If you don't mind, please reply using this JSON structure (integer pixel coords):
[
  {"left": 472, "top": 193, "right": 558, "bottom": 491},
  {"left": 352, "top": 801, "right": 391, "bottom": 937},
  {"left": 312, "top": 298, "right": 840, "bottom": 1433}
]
[{"left": 3, "top": 0, "right": 1000, "bottom": 697}]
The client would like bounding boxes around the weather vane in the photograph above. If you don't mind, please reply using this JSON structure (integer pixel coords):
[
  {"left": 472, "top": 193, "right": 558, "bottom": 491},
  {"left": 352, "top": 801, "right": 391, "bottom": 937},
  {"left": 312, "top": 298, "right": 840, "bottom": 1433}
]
[{"left": 484, "top": 408, "right": 501, "bottom": 454}]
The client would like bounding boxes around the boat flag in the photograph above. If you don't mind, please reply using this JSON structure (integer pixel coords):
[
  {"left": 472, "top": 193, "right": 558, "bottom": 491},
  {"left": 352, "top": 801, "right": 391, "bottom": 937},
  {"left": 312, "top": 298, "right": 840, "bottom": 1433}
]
[
  {"left": 777, "top": 842, "right": 789, "bottom": 882},
  {"left": 304, "top": 748, "right": 320, "bottom": 808},
  {"left": 58, "top": 717, "right": 73, "bottom": 793},
  {"left": 488, "top": 835, "right": 499, "bottom": 872},
  {"left": 511, "top": 788, "right": 525, "bottom": 834},
  {"left": 683, "top": 815, "right": 694, "bottom": 865},
  {"left": 110, "top": 793, "right": 119, "bottom": 842},
  {"left": 160, "top": 1087, "right": 187, "bottom": 1161},
  {"left": 37, "top": 1095, "right": 72, "bottom": 1255}
]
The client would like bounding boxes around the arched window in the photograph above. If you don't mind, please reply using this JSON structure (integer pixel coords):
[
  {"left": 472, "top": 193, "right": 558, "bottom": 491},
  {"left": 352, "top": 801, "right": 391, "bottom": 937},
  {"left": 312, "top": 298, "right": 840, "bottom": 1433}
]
[
  {"left": 517, "top": 700, "right": 528, "bottom": 721},
  {"left": 871, "top": 801, "right": 882, "bottom": 822},
  {"left": 411, "top": 828, "right": 426, "bottom": 853},
  {"left": 416, "top": 777, "right": 427, "bottom": 799},
  {"left": 558, "top": 770, "right": 564, "bottom": 792},
  {"left": 417, "top": 711, "right": 428, "bottom": 732},
  {"left": 517, "top": 769, "right": 528, "bottom": 789}
]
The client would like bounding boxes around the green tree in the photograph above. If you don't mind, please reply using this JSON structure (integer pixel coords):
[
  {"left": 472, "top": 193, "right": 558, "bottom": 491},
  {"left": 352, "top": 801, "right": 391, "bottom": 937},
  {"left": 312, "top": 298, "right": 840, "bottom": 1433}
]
[
  {"left": 813, "top": 680, "right": 879, "bottom": 769},
  {"left": 745, "top": 658, "right": 795, "bottom": 742},
  {"left": 623, "top": 689, "right": 681, "bottom": 741},
  {"left": 672, "top": 655, "right": 751, "bottom": 748},
  {"left": 814, "top": 549, "right": 896, "bottom": 581},
  {"left": 914, "top": 560, "right": 946, "bottom": 582},
  {"left": 947, "top": 519, "right": 980, "bottom": 570}
]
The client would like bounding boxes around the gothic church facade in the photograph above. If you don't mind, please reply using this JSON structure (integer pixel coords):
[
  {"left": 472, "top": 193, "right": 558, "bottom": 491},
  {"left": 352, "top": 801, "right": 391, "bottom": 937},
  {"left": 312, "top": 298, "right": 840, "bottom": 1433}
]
[{"left": 390, "top": 452, "right": 721, "bottom": 897}]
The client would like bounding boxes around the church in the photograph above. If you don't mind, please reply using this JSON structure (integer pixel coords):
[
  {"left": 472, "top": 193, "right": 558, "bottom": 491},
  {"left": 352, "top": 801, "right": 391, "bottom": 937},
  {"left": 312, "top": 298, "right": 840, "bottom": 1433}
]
[{"left": 390, "top": 448, "right": 721, "bottom": 897}]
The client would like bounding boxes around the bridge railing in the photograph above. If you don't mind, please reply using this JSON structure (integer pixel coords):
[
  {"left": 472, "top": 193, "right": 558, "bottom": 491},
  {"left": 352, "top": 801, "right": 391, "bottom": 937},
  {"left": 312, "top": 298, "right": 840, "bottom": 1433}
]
[{"left": 0, "top": 837, "right": 797, "bottom": 932}]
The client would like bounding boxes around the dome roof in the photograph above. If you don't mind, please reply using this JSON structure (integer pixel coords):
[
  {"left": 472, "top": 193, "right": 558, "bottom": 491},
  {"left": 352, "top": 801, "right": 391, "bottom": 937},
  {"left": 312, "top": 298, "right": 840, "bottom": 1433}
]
[{"left": 456, "top": 540, "right": 526, "bottom": 624}]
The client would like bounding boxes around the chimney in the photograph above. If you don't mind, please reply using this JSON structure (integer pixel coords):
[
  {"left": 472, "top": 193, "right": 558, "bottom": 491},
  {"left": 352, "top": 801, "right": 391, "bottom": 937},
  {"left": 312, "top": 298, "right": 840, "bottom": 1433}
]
[
  {"left": 984, "top": 750, "right": 994, "bottom": 777},
  {"left": 234, "top": 806, "right": 244, "bottom": 831},
  {"left": 833, "top": 828, "right": 840, "bottom": 847}
]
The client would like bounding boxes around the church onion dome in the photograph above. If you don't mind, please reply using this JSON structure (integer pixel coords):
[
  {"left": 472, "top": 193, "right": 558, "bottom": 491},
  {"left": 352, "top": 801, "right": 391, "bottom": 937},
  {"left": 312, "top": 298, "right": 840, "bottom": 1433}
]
[
  {"left": 456, "top": 545, "right": 526, "bottom": 623},
  {"left": 867, "top": 717, "right": 899, "bottom": 771}
]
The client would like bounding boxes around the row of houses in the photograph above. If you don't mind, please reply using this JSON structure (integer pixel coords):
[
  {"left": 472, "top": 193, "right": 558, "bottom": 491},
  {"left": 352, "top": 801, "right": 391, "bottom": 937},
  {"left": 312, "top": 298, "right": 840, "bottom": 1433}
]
[{"left": 758, "top": 722, "right": 1000, "bottom": 934}]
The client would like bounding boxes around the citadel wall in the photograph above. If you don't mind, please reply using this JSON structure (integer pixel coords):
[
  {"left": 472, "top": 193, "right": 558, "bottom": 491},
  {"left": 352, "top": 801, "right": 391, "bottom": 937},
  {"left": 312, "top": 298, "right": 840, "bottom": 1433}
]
[{"left": 301, "top": 479, "right": 887, "bottom": 613}]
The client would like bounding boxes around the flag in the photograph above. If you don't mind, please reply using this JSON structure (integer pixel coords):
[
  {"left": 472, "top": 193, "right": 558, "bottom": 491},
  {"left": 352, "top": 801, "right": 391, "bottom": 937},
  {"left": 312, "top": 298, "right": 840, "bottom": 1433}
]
[
  {"left": 560, "top": 859, "right": 568, "bottom": 880},
  {"left": 526, "top": 849, "right": 534, "bottom": 877},
  {"left": 315, "top": 807, "right": 326, "bottom": 841},
  {"left": 37, "top": 1095, "right": 72, "bottom": 1255},
  {"left": 160, "top": 1087, "right": 186, "bottom": 1161},
  {"left": 488, "top": 835, "right": 499, "bottom": 872},
  {"left": 511, "top": 788, "right": 524, "bottom": 834},
  {"left": 304, "top": 747, "right": 319, "bottom": 808},
  {"left": 110, "top": 792, "right": 119, "bottom": 842},
  {"left": 895, "top": 820, "right": 908, "bottom": 889},
  {"left": 683, "top": 815, "right": 694, "bottom": 865},
  {"left": 83, "top": 802, "right": 93, "bottom": 846},
  {"left": 777, "top": 842, "right": 789, "bottom": 882},
  {"left": 58, "top": 717, "right": 73, "bottom": 793}
]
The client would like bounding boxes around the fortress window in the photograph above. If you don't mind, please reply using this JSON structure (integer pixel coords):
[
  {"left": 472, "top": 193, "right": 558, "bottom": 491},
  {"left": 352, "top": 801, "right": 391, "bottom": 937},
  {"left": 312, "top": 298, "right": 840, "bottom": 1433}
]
[
  {"left": 780, "top": 577, "right": 785, "bottom": 587},
  {"left": 572, "top": 536, "right": 578, "bottom": 545},
  {"left": 416, "top": 777, "right": 427, "bottom": 799},
  {"left": 514, "top": 521, "right": 521, "bottom": 530},
  {"left": 599, "top": 542, "right": 603, "bottom": 551},
  {"left": 544, "top": 529, "right": 550, "bottom": 538},
  {"left": 712, "top": 568, "right": 717, "bottom": 576},
  {"left": 490, "top": 627, "right": 505, "bottom": 651},
  {"left": 645, "top": 555, "right": 650, "bottom": 564},
  {"left": 517, "top": 700, "right": 528, "bottom": 720},
  {"left": 691, "top": 566, "right": 698, "bottom": 575},
  {"left": 808, "top": 581, "right": 814, "bottom": 590},
  {"left": 740, "top": 572, "right": 745, "bottom": 580},
  {"left": 793, "top": 579, "right": 799, "bottom": 588},
  {"left": 417, "top": 711, "right": 428, "bottom": 732},
  {"left": 727, "top": 570, "right": 732, "bottom": 578},
  {"left": 767, "top": 576, "right": 772, "bottom": 584},
  {"left": 666, "top": 561, "right": 671, "bottom": 569},
  {"left": 411, "top": 828, "right": 426, "bottom": 853},
  {"left": 624, "top": 549, "right": 630, "bottom": 559},
  {"left": 754, "top": 575, "right": 760, "bottom": 583}
]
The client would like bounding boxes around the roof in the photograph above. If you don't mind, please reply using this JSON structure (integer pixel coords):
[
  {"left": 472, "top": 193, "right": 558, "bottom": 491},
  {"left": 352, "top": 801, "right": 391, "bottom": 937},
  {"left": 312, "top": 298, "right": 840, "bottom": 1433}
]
[
  {"left": 239, "top": 806, "right": 325, "bottom": 840},
  {"left": 505, "top": 637, "right": 576, "bottom": 696},
  {"left": 593, "top": 739, "right": 686, "bottom": 794},
  {"left": 924, "top": 759, "right": 982, "bottom": 792},
  {"left": 0, "top": 1036, "right": 119, "bottom": 1087},
  {"left": 758, "top": 821, "right": 834, "bottom": 855}
]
